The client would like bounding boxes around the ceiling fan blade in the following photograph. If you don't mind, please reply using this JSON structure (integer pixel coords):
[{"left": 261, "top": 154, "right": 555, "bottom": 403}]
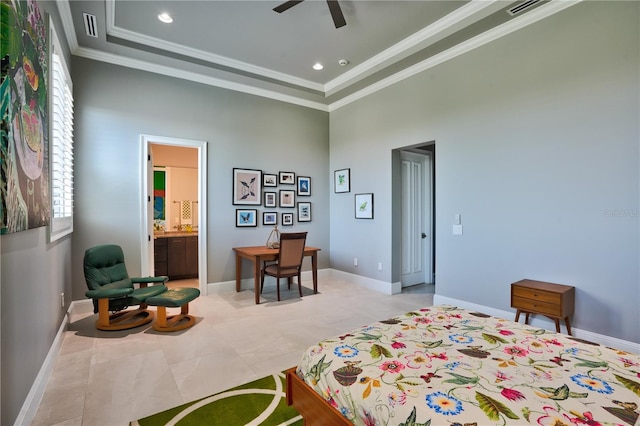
[
  {"left": 273, "top": 0, "right": 304, "bottom": 13},
  {"left": 326, "top": 0, "right": 346, "bottom": 28}
]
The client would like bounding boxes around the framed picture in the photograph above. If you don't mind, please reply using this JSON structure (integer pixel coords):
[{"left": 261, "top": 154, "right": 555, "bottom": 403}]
[
  {"left": 279, "top": 189, "right": 295, "bottom": 208},
  {"left": 297, "top": 202, "right": 311, "bottom": 222},
  {"left": 236, "top": 209, "right": 257, "bottom": 227},
  {"left": 355, "top": 193, "right": 374, "bottom": 219},
  {"left": 297, "top": 176, "right": 311, "bottom": 196},
  {"left": 334, "top": 168, "right": 350, "bottom": 193},
  {"left": 263, "top": 173, "right": 277, "bottom": 187},
  {"left": 264, "top": 191, "right": 277, "bottom": 207},
  {"left": 263, "top": 211, "right": 277, "bottom": 225},
  {"left": 233, "top": 168, "right": 262, "bottom": 205},
  {"left": 279, "top": 171, "right": 295, "bottom": 185},
  {"left": 282, "top": 213, "right": 294, "bottom": 226}
]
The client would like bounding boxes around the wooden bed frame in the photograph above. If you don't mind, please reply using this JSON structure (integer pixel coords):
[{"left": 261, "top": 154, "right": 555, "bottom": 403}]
[{"left": 285, "top": 367, "right": 352, "bottom": 425}]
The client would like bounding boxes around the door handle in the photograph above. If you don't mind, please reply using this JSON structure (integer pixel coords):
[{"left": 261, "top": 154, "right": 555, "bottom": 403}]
[{"left": 421, "top": 233, "right": 427, "bottom": 239}]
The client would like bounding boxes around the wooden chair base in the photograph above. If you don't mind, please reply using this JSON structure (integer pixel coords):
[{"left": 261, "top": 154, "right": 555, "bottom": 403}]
[
  {"left": 152, "top": 305, "right": 196, "bottom": 332},
  {"left": 96, "top": 301, "right": 154, "bottom": 331}
]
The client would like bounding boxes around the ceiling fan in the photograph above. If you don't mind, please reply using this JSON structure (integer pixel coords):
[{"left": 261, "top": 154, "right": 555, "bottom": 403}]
[{"left": 273, "top": 0, "right": 347, "bottom": 29}]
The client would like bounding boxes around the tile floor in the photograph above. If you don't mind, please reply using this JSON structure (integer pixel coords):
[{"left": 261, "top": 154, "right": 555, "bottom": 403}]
[{"left": 32, "top": 276, "right": 434, "bottom": 426}]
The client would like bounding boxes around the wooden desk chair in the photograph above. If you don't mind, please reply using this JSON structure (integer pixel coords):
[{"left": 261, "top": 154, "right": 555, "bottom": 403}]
[{"left": 260, "top": 232, "right": 307, "bottom": 301}]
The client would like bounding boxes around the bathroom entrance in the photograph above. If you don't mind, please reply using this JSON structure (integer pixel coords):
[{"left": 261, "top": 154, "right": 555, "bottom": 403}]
[{"left": 140, "top": 135, "right": 208, "bottom": 294}]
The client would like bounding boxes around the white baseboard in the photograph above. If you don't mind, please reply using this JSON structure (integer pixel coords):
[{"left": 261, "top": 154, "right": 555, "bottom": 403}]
[
  {"left": 206, "top": 269, "right": 334, "bottom": 294},
  {"left": 434, "top": 295, "right": 640, "bottom": 355},
  {"left": 14, "top": 309, "right": 71, "bottom": 426},
  {"left": 205, "top": 268, "right": 398, "bottom": 295},
  {"left": 324, "top": 269, "right": 400, "bottom": 294}
]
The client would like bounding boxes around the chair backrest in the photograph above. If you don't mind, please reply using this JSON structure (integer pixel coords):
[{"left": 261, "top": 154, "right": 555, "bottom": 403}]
[
  {"left": 84, "top": 244, "right": 131, "bottom": 291},
  {"left": 278, "top": 232, "right": 307, "bottom": 269}
]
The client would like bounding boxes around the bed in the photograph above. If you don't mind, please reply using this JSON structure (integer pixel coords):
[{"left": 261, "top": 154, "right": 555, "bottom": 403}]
[{"left": 286, "top": 305, "right": 640, "bottom": 426}]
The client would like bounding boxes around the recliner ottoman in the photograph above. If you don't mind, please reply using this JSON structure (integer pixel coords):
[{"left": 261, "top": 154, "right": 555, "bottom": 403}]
[{"left": 145, "top": 287, "right": 200, "bottom": 332}]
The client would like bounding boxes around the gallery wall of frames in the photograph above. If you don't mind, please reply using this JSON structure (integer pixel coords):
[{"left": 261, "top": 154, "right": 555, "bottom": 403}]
[{"left": 232, "top": 168, "right": 312, "bottom": 228}]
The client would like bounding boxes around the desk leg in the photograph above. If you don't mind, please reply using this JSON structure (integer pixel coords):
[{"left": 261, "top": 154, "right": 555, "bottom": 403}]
[
  {"left": 254, "top": 257, "right": 261, "bottom": 304},
  {"left": 311, "top": 252, "right": 318, "bottom": 294},
  {"left": 235, "top": 253, "right": 242, "bottom": 292}
]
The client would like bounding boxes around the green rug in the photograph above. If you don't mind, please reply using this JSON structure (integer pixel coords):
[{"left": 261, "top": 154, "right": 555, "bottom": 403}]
[{"left": 132, "top": 372, "right": 303, "bottom": 426}]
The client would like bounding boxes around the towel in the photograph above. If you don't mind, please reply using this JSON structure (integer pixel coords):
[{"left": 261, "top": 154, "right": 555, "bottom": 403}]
[{"left": 180, "top": 200, "right": 192, "bottom": 225}]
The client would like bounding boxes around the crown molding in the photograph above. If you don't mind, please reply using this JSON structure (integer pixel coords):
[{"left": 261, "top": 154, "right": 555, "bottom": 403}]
[
  {"left": 104, "top": 0, "right": 325, "bottom": 94},
  {"left": 328, "top": 0, "right": 582, "bottom": 112},
  {"left": 324, "top": 0, "right": 504, "bottom": 96},
  {"left": 55, "top": 0, "right": 78, "bottom": 51},
  {"left": 72, "top": 46, "right": 329, "bottom": 112},
  {"left": 58, "top": 0, "right": 581, "bottom": 113}
]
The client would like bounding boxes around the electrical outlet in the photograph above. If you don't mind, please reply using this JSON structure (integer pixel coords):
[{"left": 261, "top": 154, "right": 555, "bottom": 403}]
[
  {"left": 60, "top": 293, "right": 65, "bottom": 309},
  {"left": 354, "top": 257, "right": 358, "bottom": 267},
  {"left": 378, "top": 262, "right": 383, "bottom": 271}
]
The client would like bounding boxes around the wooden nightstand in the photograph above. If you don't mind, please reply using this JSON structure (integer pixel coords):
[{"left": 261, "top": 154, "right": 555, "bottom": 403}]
[{"left": 511, "top": 279, "right": 575, "bottom": 335}]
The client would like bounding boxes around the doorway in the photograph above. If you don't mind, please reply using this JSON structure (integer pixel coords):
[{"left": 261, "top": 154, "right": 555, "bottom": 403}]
[
  {"left": 140, "top": 135, "right": 208, "bottom": 295},
  {"left": 397, "top": 144, "right": 434, "bottom": 288}
]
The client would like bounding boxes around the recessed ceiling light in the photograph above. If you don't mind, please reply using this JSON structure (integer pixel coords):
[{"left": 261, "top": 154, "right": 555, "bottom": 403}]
[
  {"left": 158, "top": 12, "right": 173, "bottom": 23},
  {"left": 313, "top": 63, "right": 323, "bottom": 70}
]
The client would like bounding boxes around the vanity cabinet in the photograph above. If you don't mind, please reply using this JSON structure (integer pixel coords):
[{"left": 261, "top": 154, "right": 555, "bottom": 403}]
[
  {"left": 154, "top": 237, "right": 168, "bottom": 276},
  {"left": 154, "top": 235, "right": 198, "bottom": 280}
]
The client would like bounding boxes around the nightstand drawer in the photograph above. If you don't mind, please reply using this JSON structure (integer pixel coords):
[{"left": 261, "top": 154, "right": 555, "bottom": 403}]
[
  {"left": 512, "top": 286, "right": 560, "bottom": 304},
  {"left": 512, "top": 296, "right": 561, "bottom": 317}
]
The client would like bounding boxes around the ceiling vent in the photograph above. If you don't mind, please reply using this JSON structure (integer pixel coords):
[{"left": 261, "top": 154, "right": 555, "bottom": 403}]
[
  {"left": 507, "top": 0, "right": 542, "bottom": 16},
  {"left": 83, "top": 12, "right": 98, "bottom": 38}
]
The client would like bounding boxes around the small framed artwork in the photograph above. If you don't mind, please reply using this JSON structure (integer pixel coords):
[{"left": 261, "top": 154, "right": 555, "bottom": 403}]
[
  {"left": 236, "top": 209, "right": 257, "bottom": 227},
  {"left": 355, "top": 193, "right": 374, "bottom": 219},
  {"left": 263, "top": 173, "right": 277, "bottom": 187},
  {"left": 279, "top": 189, "right": 295, "bottom": 208},
  {"left": 233, "top": 168, "right": 262, "bottom": 205},
  {"left": 334, "top": 168, "right": 350, "bottom": 193},
  {"left": 264, "top": 191, "right": 277, "bottom": 207},
  {"left": 263, "top": 211, "right": 277, "bottom": 225},
  {"left": 297, "top": 176, "right": 311, "bottom": 196},
  {"left": 297, "top": 202, "right": 311, "bottom": 222},
  {"left": 279, "top": 171, "right": 295, "bottom": 185},
  {"left": 282, "top": 213, "right": 294, "bottom": 226}
]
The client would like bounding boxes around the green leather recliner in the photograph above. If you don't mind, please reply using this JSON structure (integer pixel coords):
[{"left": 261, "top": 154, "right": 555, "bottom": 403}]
[{"left": 84, "top": 244, "right": 168, "bottom": 331}]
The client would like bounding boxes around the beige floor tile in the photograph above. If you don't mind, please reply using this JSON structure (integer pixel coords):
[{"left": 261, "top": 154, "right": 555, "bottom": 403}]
[{"left": 33, "top": 277, "right": 434, "bottom": 425}]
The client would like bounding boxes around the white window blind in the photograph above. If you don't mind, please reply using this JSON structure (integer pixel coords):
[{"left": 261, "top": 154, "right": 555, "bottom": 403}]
[{"left": 49, "top": 24, "right": 74, "bottom": 242}]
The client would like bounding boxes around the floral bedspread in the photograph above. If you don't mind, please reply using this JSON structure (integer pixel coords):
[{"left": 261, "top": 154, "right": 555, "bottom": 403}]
[{"left": 296, "top": 305, "right": 640, "bottom": 426}]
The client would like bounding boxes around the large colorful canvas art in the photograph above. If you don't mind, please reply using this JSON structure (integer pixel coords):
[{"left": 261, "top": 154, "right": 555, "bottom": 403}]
[{"left": 1, "top": 0, "right": 50, "bottom": 234}]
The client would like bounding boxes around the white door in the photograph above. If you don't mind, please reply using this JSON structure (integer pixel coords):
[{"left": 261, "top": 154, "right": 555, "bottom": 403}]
[{"left": 400, "top": 151, "right": 433, "bottom": 287}]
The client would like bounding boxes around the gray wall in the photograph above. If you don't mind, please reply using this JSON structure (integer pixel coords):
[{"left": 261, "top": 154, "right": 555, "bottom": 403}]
[
  {"left": 0, "top": 3, "right": 73, "bottom": 424},
  {"left": 70, "top": 58, "right": 330, "bottom": 301},
  {"left": 2, "top": 2, "right": 638, "bottom": 424},
  {"left": 329, "top": 1, "right": 639, "bottom": 343}
]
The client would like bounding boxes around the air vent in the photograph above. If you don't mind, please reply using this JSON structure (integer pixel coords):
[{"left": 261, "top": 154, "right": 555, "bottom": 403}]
[
  {"left": 83, "top": 12, "right": 98, "bottom": 38},
  {"left": 507, "top": 0, "right": 542, "bottom": 16}
]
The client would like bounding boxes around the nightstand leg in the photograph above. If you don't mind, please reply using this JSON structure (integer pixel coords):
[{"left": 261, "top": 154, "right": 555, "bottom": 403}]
[
  {"left": 564, "top": 317, "right": 572, "bottom": 336},
  {"left": 524, "top": 313, "right": 530, "bottom": 324},
  {"left": 554, "top": 320, "right": 561, "bottom": 333},
  {"left": 515, "top": 310, "right": 522, "bottom": 322}
]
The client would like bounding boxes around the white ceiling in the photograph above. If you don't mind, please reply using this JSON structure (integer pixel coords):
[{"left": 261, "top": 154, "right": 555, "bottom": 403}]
[{"left": 57, "top": 0, "right": 576, "bottom": 110}]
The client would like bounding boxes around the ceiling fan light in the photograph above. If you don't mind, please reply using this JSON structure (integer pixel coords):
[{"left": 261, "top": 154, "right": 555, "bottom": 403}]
[
  {"left": 158, "top": 13, "right": 173, "bottom": 23},
  {"left": 313, "top": 63, "right": 324, "bottom": 70}
]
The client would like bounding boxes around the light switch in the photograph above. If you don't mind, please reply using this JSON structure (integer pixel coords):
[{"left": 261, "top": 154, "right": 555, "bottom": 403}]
[
  {"left": 453, "top": 224, "right": 463, "bottom": 235},
  {"left": 454, "top": 214, "right": 461, "bottom": 225}
]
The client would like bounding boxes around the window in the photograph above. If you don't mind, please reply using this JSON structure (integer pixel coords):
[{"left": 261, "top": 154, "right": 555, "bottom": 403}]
[{"left": 49, "top": 23, "right": 74, "bottom": 241}]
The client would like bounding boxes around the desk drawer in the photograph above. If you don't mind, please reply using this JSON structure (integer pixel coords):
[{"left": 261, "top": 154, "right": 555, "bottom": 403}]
[
  {"left": 512, "top": 296, "right": 561, "bottom": 317},
  {"left": 512, "top": 286, "right": 561, "bottom": 304}
]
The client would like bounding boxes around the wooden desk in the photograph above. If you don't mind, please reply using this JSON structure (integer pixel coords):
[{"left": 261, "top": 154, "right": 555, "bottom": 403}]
[
  {"left": 511, "top": 279, "right": 575, "bottom": 335},
  {"left": 233, "top": 246, "right": 321, "bottom": 304}
]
